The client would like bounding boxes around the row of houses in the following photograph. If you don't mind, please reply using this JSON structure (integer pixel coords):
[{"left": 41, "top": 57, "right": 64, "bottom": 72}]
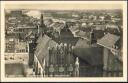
[{"left": 5, "top": 10, "right": 39, "bottom": 53}]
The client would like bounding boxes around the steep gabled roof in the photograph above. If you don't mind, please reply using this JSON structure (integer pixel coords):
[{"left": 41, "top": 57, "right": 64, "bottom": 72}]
[
  {"left": 36, "top": 34, "right": 43, "bottom": 43},
  {"left": 35, "top": 35, "right": 51, "bottom": 57},
  {"left": 74, "top": 38, "right": 90, "bottom": 48},
  {"left": 97, "top": 33, "right": 120, "bottom": 50},
  {"left": 35, "top": 34, "right": 58, "bottom": 68},
  {"left": 73, "top": 38, "right": 103, "bottom": 66}
]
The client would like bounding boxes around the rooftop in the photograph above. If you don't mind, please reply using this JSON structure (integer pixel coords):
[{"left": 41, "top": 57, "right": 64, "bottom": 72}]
[
  {"left": 50, "top": 22, "right": 65, "bottom": 33},
  {"left": 97, "top": 33, "right": 120, "bottom": 50},
  {"left": 35, "top": 34, "right": 58, "bottom": 68},
  {"left": 73, "top": 38, "right": 103, "bottom": 66}
]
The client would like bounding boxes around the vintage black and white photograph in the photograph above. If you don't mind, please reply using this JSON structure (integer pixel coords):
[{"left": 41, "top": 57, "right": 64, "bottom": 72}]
[{"left": 0, "top": 1, "right": 127, "bottom": 82}]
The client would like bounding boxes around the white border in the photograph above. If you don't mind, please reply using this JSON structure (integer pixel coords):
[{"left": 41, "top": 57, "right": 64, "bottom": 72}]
[{"left": 1, "top": 1, "right": 127, "bottom": 82}]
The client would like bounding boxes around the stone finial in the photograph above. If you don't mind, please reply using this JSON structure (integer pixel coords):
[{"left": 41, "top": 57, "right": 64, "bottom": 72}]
[
  {"left": 55, "top": 44, "right": 58, "bottom": 48},
  {"left": 64, "top": 43, "right": 67, "bottom": 47},
  {"left": 60, "top": 43, "right": 63, "bottom": 47},
  {"left": 48, "top": 47, "right": 50, "bottom": 50},
  {"left": 75, "top": 57, "right": 79, "bottom": 77},
  {"left": 75, "top": 57, "right": 79, "bottom": 67},
  {"left": 71, "top": 46, "right": 74, "bottom": 50}
]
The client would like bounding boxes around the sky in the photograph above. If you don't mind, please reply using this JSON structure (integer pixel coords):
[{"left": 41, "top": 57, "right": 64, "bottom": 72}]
[
  {"left": 4, "top": 1, "right": 123, "bottom": 19},
  {"left": 4, "top": 1, "right": 123, "bottom": 10}
]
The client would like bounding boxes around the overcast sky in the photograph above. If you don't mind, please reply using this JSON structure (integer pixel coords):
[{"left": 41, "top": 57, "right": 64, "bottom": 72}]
[
  {"left": 4, "top": 1, "right": 124, "bottom": 19},
  {"left": 4, "top": 1, "right": 123, "bottom": 10}
]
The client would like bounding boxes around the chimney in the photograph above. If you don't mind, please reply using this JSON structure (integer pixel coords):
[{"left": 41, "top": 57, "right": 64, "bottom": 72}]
[
  {"left": 64, "top": 22, "right": 68, "bottom": 31},
  {"left": 37, "top": 24, "right": 40, "bottom": 34},
  {"left": 40, "top": 14, "right": 44, "bottom": 26},
  {"left": 90, "top": 29, "right": 97, "bottom": 45}
]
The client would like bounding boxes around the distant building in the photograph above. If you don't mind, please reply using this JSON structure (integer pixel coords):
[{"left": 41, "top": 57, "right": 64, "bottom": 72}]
[
  {"left": 5, "top": 36, "right": 28, "bottom": 53},
  {"left": 106, "top": 24, "right": 119, "bottom": 30},
  {"left": 10, "top": 10, "right": 23, "bottom": 17},
  {"left": 50, "top": 22, "right": 65, "bottom": 35},
  {"left": 16, "top": 25, "right": 38, "bottom": 42},
  {"left": 5, "top": 37, "right": 15, "bottom": 53},
  {"left": 69, "top": 24, "right": 79, "bottom": 35},
  {"left": 15, "top": 42, "right": 28, "bottom": 53},
  {"left": 99, "top": 16, "right": 105, "bottom": 21},
  {"left": 44, "top": 19, "right": 53, "bottom": 27},
  {"left": 105, "top": 24, "right": 121, "bottom": 36},
  {"left": 93, "top": 25, "right": 106, "bottom": 31}
]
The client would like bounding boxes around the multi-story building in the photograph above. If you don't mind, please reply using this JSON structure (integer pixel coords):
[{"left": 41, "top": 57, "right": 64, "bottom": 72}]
[{"left": 5, "top": 37, "right": 15, "bottom": 53}]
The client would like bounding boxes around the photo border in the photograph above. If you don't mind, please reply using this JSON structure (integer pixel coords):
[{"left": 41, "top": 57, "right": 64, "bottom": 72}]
[{"left": 0, "top": 1, "right": 127, "bottom": 82}]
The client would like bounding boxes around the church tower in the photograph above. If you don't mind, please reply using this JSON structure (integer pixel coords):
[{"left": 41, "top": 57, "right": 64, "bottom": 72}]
[{"left": 39, "top": 14, "right": 46, "bottom": 35}]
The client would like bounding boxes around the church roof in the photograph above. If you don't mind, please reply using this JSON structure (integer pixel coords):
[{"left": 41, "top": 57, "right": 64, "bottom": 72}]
[
  {"left": 97, "top": 33, "right": 120, "bottom": 50},
  {"left": 73, "top": 38, "right": 103, "bottom": 66},
  {"left": 35, "top": 34, "right": 58, "bottom": 68}
]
